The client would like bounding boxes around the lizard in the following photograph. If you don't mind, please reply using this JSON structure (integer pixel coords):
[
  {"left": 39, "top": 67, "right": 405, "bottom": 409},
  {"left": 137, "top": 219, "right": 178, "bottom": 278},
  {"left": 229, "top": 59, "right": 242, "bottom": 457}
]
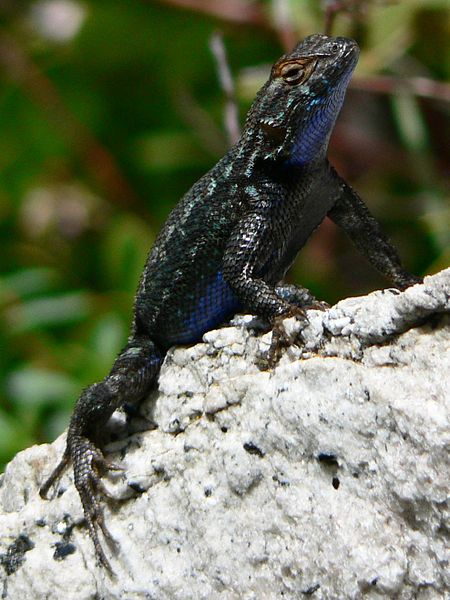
[{"left": 40, "top": 34, "right": 421, "bottom": 571}]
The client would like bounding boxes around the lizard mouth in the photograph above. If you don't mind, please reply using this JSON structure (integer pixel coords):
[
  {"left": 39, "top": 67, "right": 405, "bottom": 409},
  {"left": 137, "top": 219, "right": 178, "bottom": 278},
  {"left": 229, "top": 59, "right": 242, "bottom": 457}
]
[{"left": 343, "top": 43, "right": 359, "bottom": 63}]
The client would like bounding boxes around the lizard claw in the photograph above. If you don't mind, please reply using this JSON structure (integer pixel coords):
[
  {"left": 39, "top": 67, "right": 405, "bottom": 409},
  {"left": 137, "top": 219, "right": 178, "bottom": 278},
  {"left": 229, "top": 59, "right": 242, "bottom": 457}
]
[
  {"left": 40, "top": 449, "right": 70, "bottom": 499},
  {"left": 261, "top": 306, "right": 307, "bottom": 369},
  {"left": 71, "top": 437, "right": 119, "bottom": 574},
  {"left": 307, "top": 300, "right": 330, "bottom": 311},
  {"left": 40, "top": 439, "right": 119, "bottom": 573}
]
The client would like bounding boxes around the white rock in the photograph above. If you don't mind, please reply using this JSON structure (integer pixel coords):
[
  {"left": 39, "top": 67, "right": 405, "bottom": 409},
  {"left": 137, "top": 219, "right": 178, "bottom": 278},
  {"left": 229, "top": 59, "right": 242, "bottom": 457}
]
[{"left": 0, "top": 268, "right": 449, "bottom": 599}]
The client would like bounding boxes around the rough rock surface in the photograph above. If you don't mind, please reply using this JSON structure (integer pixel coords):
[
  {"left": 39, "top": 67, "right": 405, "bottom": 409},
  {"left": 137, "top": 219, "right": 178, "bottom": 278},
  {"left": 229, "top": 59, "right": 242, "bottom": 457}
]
[{"left": 1, "top": 268, "right": 449, "bottom": 600}]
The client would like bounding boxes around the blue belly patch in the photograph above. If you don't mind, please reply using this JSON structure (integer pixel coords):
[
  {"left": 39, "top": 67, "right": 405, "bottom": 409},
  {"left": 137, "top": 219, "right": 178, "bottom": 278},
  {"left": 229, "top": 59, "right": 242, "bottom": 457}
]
[{"left": 179, "top": 271, "right": 240, "bottom": 344}]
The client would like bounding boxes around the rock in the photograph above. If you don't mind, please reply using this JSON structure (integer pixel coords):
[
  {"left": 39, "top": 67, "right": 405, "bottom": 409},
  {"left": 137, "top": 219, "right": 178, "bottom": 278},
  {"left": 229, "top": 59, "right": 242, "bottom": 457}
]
[{"left": 0, "top": 269, "right": 449, "bottom": 599}]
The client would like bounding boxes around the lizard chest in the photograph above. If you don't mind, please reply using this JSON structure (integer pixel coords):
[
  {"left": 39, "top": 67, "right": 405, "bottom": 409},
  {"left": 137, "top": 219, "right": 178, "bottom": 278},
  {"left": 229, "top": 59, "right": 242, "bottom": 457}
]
[{"left": 260, "top": 173, "right": 337, "bottom": 281}]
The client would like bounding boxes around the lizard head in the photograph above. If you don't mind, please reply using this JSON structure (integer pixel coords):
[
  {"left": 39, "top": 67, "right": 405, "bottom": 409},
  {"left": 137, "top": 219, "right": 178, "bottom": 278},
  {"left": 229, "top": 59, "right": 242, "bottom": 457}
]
[{"left": 245, "top": 34, "right": 359, "bottom": 166}]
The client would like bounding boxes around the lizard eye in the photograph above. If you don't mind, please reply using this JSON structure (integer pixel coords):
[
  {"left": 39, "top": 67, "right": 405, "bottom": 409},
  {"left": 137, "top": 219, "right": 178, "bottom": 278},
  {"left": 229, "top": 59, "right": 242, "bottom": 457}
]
[{"left": 280, "top": 63, "right": 305, "bottom": 85}]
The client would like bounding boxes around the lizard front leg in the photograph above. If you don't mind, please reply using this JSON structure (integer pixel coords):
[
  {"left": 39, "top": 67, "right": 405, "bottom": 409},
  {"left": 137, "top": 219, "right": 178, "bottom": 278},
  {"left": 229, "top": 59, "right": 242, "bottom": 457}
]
[
  {"left": 328, "top": 167, "right": 422, "bottom": 290},
  {"left": 222, "top": 213, "right": 307, "bottom": 365},
  {"left": 223, "top": 212, "right": 294, "bottom": 319},
  {"left": 40, "top": 336, "right": 163, "bottom": 572}
]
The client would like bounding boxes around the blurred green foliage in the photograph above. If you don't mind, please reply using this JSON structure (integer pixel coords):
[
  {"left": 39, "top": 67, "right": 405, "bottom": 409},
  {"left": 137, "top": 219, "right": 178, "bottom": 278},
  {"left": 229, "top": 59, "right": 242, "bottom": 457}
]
[{"left": 0, "top": 0, "right": 448, "bottom": 469}]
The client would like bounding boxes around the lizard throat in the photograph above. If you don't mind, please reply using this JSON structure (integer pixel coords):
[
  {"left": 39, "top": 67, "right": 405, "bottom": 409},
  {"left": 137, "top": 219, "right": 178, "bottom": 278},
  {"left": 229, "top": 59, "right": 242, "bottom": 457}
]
[{"left": 285, "top": 71, "right": 354, "bottom": 167}]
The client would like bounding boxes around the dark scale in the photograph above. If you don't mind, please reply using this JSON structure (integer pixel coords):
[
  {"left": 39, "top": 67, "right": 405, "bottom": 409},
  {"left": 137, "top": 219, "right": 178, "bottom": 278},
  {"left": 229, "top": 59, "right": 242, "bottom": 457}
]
[{"left": 40, "top": 35, "right": 421, "bottom": 570}]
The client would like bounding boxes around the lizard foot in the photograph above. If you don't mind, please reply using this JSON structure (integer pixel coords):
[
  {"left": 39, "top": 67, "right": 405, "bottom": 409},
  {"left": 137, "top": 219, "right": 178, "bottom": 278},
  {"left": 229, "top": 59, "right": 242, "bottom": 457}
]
[
  {"left": 259, "top": 306, "right": 308, "bottom": 369},
  {"left": 40, "top": 439, "right": 121, "bottom": 573},
  {"left": 396, "top": 274, "right": 423, "bottom": 291},
  {"left": 71, "top": 436, "right": 121, "bottom": 574}
]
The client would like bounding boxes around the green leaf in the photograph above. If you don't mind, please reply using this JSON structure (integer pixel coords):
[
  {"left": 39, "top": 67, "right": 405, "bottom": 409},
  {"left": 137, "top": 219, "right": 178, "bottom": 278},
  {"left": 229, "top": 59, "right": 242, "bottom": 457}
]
[
  {"left": 5, "top": 292, "right": 92, "bottom": 333},
  {"left": 7, "top": 367, "right": 78, "bottom": 408},
  {"left": 391, "top": 94, "right": 428, "bottom": 152},
  {"left": 101, "top": 216, "right": 153, "bottom": 292},
  {"left": 87, "top": 312, "right": 127, "bottom": 376},
  {"left": 0, "top": 409, "right": 34, "bottom": 468},
  {"left": 1, "top": 268, "right": 59, "bottom": 299}
]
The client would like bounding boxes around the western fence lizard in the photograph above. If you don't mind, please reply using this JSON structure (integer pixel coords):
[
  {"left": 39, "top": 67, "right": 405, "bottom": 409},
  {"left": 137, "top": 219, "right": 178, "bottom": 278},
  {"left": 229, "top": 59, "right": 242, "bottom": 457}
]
[{"left": 40, "top": 34, "right": 421, "bottom": 571}]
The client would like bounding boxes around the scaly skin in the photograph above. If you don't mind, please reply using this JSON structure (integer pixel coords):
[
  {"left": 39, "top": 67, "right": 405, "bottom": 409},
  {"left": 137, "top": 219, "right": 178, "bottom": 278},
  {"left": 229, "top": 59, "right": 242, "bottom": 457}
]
[{"left": 40, "top": 34, "right": 421, "bottom": 571}]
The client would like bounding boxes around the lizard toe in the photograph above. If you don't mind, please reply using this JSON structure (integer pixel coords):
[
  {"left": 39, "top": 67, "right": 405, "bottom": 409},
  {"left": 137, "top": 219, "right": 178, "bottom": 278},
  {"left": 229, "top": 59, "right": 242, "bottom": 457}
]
[
  {"left": 261, "top": 307, "right": 308, "bottom": 368},
  {"left": 71, "top": 437, "right": 119, "bottom": 573}
]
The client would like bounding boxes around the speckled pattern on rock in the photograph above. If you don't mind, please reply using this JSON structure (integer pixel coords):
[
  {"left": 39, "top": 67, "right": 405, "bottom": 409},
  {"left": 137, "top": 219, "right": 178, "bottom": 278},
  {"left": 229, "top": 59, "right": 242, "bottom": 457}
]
[{"left": 0, "top": 268, "right": 449, "bottom": 599}]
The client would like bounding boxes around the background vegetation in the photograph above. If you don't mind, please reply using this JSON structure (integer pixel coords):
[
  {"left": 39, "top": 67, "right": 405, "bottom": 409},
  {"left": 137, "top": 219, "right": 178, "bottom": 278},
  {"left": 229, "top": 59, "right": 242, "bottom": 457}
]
[{"left": 0, "top": 0, "right": 448, "bottom": 470}]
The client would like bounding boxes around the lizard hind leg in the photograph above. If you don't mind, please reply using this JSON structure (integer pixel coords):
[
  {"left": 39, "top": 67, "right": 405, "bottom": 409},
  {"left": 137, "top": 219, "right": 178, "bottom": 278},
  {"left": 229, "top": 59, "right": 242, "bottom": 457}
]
[{"left": 40, "top": 336, "right": 163, "bottom": 572}]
